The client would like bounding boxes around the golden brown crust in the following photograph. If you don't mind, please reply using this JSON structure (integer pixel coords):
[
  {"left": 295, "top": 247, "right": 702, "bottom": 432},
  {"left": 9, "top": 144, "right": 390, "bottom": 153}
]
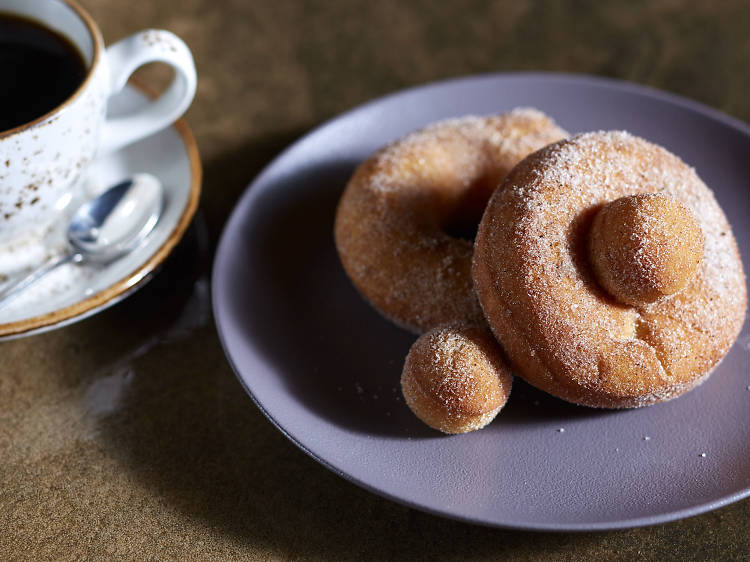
[
  {"left": 588, "top": 193, "right": 704, "bottom": 306},
  {"left": 472, "top": 131, "right": 747, "bottom": 409},
  {"left": 334, "top": 109, "right": 568, "bottom": 333},
  {"left": 401, "top": 323, "right": 513, "bottom": 433}
]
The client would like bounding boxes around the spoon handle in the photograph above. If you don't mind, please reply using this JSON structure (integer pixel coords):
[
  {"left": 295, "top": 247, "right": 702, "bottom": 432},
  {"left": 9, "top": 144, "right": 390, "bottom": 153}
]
[{"left": 0, "top": 252, "right": 80, "bottom": 310}]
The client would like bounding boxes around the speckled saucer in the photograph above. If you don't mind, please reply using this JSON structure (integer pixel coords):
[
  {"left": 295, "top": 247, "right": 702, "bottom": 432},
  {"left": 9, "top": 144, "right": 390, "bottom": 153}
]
[
  {"left": 213, "top": 73, "right": 750, "bottom": 530},
  {"left": 0, "top": 84, "right": 201, "bottom": 339}
]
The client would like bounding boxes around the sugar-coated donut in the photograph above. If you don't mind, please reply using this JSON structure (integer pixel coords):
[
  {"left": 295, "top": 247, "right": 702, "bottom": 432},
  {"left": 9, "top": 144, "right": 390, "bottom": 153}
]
[
  {"left": 334, "top": 109, "right": 568, "bottom": 333},
  {"left": 401, "top": 323, "right": 513, "bottom": 434},
  {"left": 589, "top": 193, "right": 704, "bottom": 306},
  {"left": 473, "top": 131, "right": 747, "bottom": 409}
]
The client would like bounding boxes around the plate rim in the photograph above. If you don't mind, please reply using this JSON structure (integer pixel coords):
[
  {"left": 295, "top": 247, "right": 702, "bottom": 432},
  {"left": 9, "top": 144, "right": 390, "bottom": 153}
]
[
  {"left": 211, "top": 71, "right": 750, "bottom": 531},
  {"left": 0, "top": 81, "right": 202, "bottom": 338}
]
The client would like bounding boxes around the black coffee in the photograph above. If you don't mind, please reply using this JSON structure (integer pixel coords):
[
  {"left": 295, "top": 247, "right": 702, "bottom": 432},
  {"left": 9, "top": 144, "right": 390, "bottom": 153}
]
[{"left": 0, "top": 14, "right": 87, "bottom": 132}]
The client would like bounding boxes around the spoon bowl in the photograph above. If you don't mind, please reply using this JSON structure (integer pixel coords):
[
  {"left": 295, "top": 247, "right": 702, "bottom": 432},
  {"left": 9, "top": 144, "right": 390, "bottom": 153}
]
[{"left": 69, "top": 174, "right": 163, "bottom": 262}]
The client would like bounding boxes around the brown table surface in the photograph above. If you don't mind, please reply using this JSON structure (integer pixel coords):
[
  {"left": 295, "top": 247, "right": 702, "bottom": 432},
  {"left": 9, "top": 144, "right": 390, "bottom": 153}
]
[{"left": 4, "top": 0, "right": 750, "bottom": 559}]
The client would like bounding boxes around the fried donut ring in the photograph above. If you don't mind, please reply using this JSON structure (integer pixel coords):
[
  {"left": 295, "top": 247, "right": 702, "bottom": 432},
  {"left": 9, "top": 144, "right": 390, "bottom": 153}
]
[
  {"left": 473, "top": 131, "right": 747, "bottom": 408},
  {"left": 334, "top": 109, "right": 568, "bottom": 333},
  {"left": 401, "top": 323, "right": 513, "bottom": 433}
]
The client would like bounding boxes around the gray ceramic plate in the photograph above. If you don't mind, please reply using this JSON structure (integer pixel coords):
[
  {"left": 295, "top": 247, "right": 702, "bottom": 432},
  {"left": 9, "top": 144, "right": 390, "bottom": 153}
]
[{"left": 212, "top": 73, "right": 750, "bottom": 530}]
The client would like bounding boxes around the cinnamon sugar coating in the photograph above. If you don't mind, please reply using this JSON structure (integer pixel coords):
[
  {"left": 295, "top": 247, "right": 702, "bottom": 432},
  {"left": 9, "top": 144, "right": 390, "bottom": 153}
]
[
  {"left": 472, "top": 131, "right": 747, "bottom": 409},
  {"left": 334, "top": 109, "right": 568, "bottom": 333},
  {"left": 589, "top": 193, "right": 704, "bottom": 306},
  {"left": 401, "top": 323, "right": 513, "bottom": 434}
]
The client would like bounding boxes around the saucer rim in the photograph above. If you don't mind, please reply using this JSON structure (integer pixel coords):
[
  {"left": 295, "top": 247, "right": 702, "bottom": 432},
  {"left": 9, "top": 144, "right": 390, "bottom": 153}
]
[{"left": 0, "top": 81, "right": 202, "bottom": 338}]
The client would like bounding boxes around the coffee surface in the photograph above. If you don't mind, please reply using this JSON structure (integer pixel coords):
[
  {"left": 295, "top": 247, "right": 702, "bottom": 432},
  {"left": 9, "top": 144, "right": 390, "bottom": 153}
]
[{"left": 0, "top": 14, "right": 87, "bottom": 132}]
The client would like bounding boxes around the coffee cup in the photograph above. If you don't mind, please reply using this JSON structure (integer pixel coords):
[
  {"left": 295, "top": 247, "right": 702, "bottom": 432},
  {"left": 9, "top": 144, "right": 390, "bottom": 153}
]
[{"left": 0, "top": 0, "right": 196, "bottom": 270}]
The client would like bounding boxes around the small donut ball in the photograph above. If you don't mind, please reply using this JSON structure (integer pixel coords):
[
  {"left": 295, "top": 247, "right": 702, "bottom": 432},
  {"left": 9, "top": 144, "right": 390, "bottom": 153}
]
[
  {"left": 401, "top": 324, "right": 513, "bottom": 434},
  {"left": 588, "top": 193, "right": 704, "bottom": 306}
]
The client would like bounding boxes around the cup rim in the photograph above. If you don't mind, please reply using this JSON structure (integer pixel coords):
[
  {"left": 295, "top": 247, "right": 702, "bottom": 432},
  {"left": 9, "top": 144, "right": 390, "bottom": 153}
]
[{"left": 0, "top": 0, "right": 104, "bottom": 140}]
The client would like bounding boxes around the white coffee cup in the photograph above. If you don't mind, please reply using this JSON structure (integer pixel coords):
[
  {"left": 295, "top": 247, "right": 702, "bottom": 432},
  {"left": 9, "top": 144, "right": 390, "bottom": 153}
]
[{"left": 0, "top": 0, "right": 196, "bottom": 265}]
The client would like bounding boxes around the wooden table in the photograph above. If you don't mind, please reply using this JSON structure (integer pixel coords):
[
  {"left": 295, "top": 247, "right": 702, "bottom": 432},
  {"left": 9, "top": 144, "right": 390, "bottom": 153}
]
[{"left": 4, "top": 0, "right": 750, "bottom": 558}]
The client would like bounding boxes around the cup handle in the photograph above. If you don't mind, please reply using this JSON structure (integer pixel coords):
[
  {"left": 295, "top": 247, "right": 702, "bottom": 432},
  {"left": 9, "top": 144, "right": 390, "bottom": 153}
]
[{"left": 99, "top": 29, "right": 197, "bottom": 155}]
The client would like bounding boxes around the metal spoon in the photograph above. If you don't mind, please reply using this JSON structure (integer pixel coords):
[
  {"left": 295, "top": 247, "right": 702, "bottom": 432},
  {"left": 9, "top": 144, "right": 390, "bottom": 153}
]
[{"left": 0, "top": 173, "right": 163, "bottom": 308}]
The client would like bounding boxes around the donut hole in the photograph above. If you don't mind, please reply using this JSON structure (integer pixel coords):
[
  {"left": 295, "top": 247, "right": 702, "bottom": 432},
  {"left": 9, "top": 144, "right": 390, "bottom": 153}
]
[
  {"left": 401, "top": 323, "right": 513, "bottom": 434},
  {"left": 588, "top": 193, "right": 704, "bottom": 307},
  {"left": 442, "top": 174, "right": 500, "bottom": 242}
]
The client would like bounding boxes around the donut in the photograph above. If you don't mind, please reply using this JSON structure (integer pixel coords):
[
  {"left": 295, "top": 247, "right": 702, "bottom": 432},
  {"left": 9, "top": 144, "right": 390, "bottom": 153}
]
[
  {"left": 334, "top": 109, "right": 568, "bottom": 333},
  {"left": 588, "top": 193, "right": 704, "bottom": 306},
  {"left": 472, "top": 131, "right": 747, "bottom": 409},
  {"left": 401, "top": 323, "right": 513, "bottom": 433}
]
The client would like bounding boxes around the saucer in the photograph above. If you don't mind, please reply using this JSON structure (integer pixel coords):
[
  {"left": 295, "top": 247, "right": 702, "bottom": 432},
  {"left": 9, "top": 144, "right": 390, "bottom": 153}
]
[{"left": 0, "top": 83, "right": 201, "bottom": 339}]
